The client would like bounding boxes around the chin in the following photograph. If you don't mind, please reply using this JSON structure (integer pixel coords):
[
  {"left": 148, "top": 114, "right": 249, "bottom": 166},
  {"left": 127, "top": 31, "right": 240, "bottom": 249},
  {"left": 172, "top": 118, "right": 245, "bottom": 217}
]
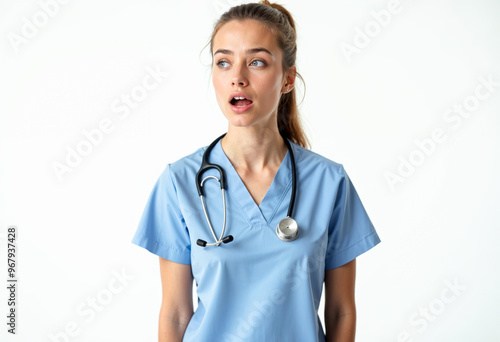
[
  {"left": 223, "top": 109, "right": 255, "bottom": 125},
  {"left": 227, "top": 118, "right": 257, "bottom": 128}
]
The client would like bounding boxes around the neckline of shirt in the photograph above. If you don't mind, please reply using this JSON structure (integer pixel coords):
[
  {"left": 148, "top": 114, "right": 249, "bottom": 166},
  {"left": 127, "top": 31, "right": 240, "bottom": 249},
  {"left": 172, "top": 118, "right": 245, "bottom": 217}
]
[{"left": 211, "top": 139, "right": 293, "bottom": 227}]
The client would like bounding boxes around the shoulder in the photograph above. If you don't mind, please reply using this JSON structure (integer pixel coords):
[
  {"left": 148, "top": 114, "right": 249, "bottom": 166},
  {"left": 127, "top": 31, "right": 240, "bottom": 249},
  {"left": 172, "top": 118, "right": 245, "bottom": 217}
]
[
  {"left": 292, "top": 143, "right": 346, "bottom": 178},
  {"left": 168, "top": 146, "right": 205, "bottom": 174},
  {"left": 156, "top": 146, "right": 206, "bottom": 186}
]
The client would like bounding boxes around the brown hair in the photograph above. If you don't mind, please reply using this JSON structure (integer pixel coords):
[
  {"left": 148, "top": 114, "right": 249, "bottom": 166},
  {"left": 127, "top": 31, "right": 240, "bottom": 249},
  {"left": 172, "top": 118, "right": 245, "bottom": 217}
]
[{"left": 208, "top": 1, "right": 309, "bottom": 148}]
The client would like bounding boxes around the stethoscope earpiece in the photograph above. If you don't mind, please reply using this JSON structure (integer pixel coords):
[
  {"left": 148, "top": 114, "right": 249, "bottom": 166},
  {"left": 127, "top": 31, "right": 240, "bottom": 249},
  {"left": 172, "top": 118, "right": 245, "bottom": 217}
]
[{"left": 196, "top": 235, "right": 233, "bottom": 248}]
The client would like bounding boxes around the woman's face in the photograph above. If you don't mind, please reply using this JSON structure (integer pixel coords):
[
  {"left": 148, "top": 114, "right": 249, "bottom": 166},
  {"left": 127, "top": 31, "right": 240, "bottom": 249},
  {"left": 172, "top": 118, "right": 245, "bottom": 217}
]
[{"left": 212, "top": 19, "right": 292, "bottom": 131}]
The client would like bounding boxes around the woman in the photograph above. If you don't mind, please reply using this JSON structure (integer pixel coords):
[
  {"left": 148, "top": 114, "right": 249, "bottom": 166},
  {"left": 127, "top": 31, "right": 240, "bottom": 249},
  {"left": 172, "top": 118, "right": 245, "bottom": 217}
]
[{"left": 132, "top": 1, "right": 381, "bottom": 341}]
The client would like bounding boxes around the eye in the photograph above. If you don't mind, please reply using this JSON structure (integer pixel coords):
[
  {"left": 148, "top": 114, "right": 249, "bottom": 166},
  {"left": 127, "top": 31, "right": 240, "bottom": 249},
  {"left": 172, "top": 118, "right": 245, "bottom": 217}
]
[
  {"left": 251, "top": 59, "right": 266, "bottom": 67},
  {"left": 216, "top": 60, "right": 229, "bottom": 68}
]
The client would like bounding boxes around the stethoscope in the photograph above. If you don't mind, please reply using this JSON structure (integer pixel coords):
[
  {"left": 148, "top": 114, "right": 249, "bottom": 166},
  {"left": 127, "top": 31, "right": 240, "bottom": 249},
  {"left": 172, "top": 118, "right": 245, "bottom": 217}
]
[{"left": 195, "top": 133, "right": 298, "bottom": 247}]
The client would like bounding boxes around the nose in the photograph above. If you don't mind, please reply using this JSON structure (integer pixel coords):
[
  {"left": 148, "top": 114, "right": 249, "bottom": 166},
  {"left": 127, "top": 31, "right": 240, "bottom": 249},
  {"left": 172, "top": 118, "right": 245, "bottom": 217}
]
[{"left": 231, "top": 62, "right": 248, "bottom": 87}]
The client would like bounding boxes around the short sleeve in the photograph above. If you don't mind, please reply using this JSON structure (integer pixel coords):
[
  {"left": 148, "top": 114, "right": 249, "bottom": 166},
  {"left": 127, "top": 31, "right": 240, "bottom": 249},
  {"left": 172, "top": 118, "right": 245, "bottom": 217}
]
[
  {"left": 131, "top": 164, "right": 191, "bottom": 264},
  {"left": 325, "top": 165, "right": 381, "bottom": 270}
]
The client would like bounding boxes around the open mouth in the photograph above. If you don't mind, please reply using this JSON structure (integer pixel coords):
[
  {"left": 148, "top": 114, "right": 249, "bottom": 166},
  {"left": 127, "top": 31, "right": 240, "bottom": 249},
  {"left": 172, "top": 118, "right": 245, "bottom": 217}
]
[{"left": 230, "top": 96, "right": 253, "bottom": 107}]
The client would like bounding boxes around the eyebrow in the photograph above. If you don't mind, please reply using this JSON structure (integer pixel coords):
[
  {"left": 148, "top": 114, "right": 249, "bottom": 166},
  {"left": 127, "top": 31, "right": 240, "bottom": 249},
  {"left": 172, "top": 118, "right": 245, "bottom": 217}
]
[{"left": 213, "top": 47, "right": 273, "bottom": 57}]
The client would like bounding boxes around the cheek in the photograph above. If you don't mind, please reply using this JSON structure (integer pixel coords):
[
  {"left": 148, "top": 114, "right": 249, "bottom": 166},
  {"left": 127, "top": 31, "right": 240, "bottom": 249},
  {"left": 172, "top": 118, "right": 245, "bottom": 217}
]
[
  {"left": 212, "top": 74, "right": 226, "bottom": 104},
  {"left": 258, "top": 77, "right": 283, "bottom": 104}
]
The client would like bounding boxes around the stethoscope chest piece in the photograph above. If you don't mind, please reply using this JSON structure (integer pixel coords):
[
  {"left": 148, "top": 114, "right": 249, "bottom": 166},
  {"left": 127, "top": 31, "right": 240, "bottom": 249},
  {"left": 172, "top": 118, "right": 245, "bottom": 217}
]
[{"left": 276, "top": 217, "right": 298, "bottom": 242}]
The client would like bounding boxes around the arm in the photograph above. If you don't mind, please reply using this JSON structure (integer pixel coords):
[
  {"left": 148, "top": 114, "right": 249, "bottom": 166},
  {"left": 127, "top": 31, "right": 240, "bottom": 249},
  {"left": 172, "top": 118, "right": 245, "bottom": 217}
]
[
  {"left": 158, "top": 257, "right": 194, "bottom": 342},
  {"left": 324, "top": 258, "right": 357, "bottom": 342}
]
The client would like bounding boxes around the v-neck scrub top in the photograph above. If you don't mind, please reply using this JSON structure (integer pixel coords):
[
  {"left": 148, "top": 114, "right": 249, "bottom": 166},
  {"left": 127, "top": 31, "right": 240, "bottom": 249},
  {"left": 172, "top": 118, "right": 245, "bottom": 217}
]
[{"left": 132, "top": 140, "right": 381, "bottom": 342}]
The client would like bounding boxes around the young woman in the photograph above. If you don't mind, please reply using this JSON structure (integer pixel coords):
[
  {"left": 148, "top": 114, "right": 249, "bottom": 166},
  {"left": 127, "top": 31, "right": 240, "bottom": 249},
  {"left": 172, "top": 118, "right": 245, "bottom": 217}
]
[{"left": 132, "top": 2, "right": 380, "bottom": 341}]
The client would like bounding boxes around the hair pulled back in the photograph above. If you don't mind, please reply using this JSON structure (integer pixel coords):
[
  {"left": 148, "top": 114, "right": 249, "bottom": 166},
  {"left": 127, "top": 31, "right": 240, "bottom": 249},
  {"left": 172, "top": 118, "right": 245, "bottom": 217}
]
[{"left": 209, "top": 0, "right": 309, "bottom": 148}]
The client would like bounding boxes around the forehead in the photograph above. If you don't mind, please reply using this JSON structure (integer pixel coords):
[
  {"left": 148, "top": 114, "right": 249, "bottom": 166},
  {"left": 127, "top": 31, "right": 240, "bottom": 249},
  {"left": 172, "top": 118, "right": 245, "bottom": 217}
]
[{"left": 212, "top": 19, "right": 279, "bottom": 54}]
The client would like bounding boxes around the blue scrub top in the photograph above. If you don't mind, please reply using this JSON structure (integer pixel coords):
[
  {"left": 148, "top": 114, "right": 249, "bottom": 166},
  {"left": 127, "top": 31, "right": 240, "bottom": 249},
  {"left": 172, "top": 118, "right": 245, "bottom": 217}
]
[{"left": 132, "top": 140, "right": 380, "bottom": 342}]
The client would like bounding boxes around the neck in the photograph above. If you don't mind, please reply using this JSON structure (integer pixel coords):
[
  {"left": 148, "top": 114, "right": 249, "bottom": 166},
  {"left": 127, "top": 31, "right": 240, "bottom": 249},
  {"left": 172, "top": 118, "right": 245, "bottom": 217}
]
[{"left": 221, "top": 126, "right": 287, "bottom": 171}]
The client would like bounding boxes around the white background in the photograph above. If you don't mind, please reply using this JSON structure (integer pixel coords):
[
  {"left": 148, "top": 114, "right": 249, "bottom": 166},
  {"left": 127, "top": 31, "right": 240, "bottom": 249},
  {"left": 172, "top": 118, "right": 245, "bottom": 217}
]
[{"left": 1, "top": 0, "right": 499, "bottom": 341}]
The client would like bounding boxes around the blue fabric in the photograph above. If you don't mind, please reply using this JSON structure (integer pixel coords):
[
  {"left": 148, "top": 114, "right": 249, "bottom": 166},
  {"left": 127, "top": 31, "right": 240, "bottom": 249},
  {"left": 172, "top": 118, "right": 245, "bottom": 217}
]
[{"left": 132, "top": 140, "right": 381, "bottom": 342}]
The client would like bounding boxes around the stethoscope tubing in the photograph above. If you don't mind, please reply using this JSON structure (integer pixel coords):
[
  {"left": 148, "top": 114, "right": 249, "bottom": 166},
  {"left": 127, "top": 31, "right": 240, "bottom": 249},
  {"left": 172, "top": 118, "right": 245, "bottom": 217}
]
[
  {"left": 199, "top": 178, "right": 227, "bottom": 246},
  {"left": 196, "top": 133, "right": 227, "bottom": 196},
  {"left": 283, "top": 137, "right": 296, "bottom": 218}
]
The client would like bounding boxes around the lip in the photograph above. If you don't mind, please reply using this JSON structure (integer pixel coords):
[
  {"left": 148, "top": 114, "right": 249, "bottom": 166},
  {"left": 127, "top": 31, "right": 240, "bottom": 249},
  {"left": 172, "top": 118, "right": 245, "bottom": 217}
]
[
  {"left": 228, "top": 92, "right": 254, "bottom": 113},
  {"left": 228, "top": 92, "right": 253, "bottom": 102},
  {"left": 229, "top": 101, "right": 254, "bottom": 113}
]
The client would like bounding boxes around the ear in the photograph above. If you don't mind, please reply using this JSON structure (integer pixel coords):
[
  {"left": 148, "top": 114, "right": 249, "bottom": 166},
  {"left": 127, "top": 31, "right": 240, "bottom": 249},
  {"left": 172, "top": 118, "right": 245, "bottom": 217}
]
[{"left": 281, "top": 66, "right": 297, "bottom": 94}]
